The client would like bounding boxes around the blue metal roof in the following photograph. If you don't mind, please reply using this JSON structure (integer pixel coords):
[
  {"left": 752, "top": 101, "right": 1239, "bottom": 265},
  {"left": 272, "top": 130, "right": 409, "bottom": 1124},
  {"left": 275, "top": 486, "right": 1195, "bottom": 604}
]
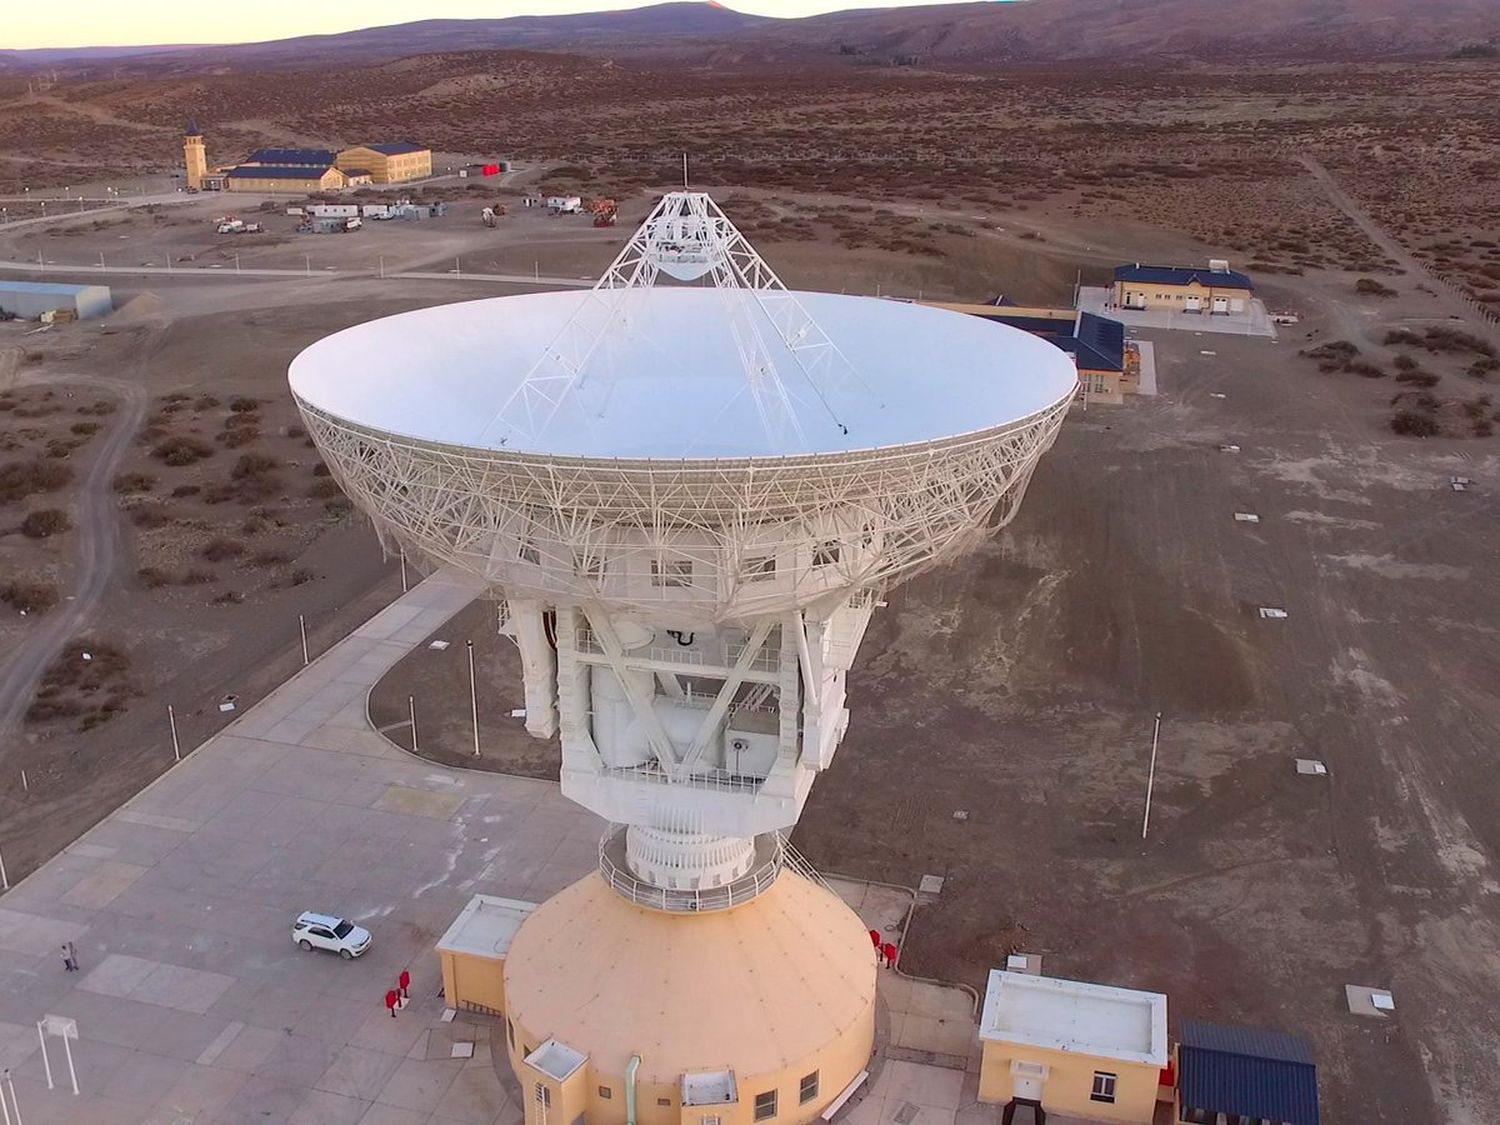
[
  {"left": 958, "top": 309, "right": 1126, "bottom": 373},
  {"left": 1114, "top": 263, "right": 1254, "bottom": 290},
  {"left": 364, "top": 142, "right": 427, "bottom": 155},
  {"left": 226, "top": 165, "right": 335, "bottom": 180},
  {"left": 0, "top": 281, "right": 107, "bottom": 295},
  {"left": 245, "top": 148, "right": 337, "bottom": 166},
  {"left": 1178, "top": 1019, "right": 1319, "bottom": 1125},
  {"left": 1073, "top": 311, "right": 1125, "bottom": 372}
]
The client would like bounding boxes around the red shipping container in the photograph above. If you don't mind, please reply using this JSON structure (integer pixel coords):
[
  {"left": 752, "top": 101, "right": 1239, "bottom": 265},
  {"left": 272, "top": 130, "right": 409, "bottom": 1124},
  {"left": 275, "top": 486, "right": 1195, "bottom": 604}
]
[{"left": 481, "top": 164, "right": 500, "bottom": 177}]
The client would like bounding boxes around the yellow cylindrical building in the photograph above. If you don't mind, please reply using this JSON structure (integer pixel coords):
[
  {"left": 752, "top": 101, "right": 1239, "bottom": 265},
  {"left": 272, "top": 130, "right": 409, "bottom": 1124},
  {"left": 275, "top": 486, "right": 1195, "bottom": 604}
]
[{"left": 502, "top": 867, "right": 877, "bottom": 1125}]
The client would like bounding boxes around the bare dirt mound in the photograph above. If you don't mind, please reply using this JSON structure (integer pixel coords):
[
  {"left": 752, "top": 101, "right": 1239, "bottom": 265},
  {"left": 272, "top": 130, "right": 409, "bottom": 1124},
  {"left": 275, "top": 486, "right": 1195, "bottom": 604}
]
[{"left": 110, "top": 291, "right": 165, "bottom": 324}]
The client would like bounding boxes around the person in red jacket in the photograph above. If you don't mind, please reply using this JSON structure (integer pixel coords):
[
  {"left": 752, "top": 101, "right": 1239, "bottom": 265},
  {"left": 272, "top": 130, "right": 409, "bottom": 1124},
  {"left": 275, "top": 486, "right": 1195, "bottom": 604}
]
[
  {"left": 399, "top": 969, "right": 411, "bottom": 1001},
  {"left": 882, "top": 942, "right": 898, "bottom": 969},
  {"left": 385, "top": 989, "right": 400, "bottom": 1018}
]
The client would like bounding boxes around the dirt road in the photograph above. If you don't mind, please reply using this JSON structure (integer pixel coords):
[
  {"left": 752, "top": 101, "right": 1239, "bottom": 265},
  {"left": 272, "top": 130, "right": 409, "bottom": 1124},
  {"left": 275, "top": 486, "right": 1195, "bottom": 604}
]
[
  {"left": 0, "top": 370, "right": 147, "bottom": 738},
  {"left": 1299, "top": 154, "right": 1500, "bottom": 346}
]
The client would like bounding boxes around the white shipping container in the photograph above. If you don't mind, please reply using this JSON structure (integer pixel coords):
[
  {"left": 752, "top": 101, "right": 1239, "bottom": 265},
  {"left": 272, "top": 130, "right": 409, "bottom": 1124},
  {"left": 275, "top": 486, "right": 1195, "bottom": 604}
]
[
  {"left": 361, "top": 205, "right": 391, "bottom": 218},
  {"left": 545, "top": 195, "right": 582, "bottom": 213},
  {"left": 308, "top": 204, "right": 358, "bottom": 219}
]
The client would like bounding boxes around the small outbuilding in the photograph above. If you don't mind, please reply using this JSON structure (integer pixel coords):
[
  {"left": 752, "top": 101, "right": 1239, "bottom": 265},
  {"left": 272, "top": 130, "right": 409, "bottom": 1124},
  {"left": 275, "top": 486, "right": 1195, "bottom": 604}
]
[
  {"left": 0, "top": 280, "right": 113, "bottom": 321},
  {"left": 435, "top": 893, "right": 537, "bottom": 1017},
  {"left": 1175, "top": 1019, "right": 1319, "bottom": 1125},
  {"left": 978, "top": 970, "right": 1168, "bottom": 1124}
]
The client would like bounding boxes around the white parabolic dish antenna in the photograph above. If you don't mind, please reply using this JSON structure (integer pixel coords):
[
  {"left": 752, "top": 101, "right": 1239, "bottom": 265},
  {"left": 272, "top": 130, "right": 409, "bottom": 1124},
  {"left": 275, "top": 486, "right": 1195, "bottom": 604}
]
[{"left": 291, "top": 191, "right": 1076, "bottom": 905}]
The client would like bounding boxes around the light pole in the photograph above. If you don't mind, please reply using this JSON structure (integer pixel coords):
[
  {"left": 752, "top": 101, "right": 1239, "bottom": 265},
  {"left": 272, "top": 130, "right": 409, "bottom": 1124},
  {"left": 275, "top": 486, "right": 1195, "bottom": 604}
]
[
  {"left": 1141, "top": 711, "right": 1163, "bottom": 839},
  {"left": 468, "top": 640, "right": 480, "bottom": 757}
]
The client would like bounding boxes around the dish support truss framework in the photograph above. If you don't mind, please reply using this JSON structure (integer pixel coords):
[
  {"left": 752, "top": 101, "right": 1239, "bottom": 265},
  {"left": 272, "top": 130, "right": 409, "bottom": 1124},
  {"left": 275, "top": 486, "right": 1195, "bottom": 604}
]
[
  {"left": 481, "top": 191, "right": 873, "bottom": 455},
  {"left": 295, "top": 394, "right": 1071, "bottom": 894}
]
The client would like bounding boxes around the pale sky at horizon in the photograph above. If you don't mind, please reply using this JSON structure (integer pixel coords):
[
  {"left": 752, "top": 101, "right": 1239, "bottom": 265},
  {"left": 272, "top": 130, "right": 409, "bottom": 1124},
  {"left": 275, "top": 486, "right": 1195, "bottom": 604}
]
[{"left": 5, "top": 0, "right": 988, "bottom": 52}]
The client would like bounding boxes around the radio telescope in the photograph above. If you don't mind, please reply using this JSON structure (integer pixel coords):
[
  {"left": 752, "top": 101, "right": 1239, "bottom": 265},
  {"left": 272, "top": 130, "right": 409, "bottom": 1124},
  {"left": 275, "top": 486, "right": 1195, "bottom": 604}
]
[{"left": 290, "top": 191, "right": 1076, "bottom": 1123}]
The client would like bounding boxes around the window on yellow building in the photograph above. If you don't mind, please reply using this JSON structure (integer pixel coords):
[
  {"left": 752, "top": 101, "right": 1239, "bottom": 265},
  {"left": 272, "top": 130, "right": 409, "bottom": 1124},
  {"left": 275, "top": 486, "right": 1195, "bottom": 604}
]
[
  {"left": 598, "top": 1087, "right": 612, "bottom": 1099},
  {"left": 754, "top": 1091, "right": 778, "bottom": 1120},
  {"left": 1090, "top": 1071, "right": 1117, "bottom": 1104},
  {"left": 800, "top": 1072, "right": 820, "bottom": 1104}
]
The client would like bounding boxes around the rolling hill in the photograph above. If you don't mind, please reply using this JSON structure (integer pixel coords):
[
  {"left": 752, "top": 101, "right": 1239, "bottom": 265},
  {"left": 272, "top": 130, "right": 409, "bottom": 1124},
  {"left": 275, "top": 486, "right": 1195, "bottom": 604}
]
[{"left": 2, "top": 0, "right": 1498, "bottom": 74}]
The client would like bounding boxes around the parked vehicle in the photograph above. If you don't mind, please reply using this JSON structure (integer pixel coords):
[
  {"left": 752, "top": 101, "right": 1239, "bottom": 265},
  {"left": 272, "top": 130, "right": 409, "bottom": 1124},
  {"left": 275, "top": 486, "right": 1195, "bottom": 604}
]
[{"left": 292, "top": 911, "right": 371, "bottom": 959}]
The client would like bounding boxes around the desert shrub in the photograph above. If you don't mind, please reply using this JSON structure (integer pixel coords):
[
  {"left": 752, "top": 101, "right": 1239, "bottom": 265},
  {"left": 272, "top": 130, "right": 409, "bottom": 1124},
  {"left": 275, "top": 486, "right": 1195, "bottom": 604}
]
[
  {"left": 0, "top": 459, "right": 72, "bottom": 504},
  {"left": 1390, "top": 410, "right": 1441, "bottom": 437},
  {"left": 251, "top": 549, "right": 292, "bottom": 567},
  {"left": 223, "top": 412, "right": 259, "bottom": 431},
  {"left": 21, "top": 508, "right": 71, "bottom": 538},
  {"left": 1395, "top": 372, "right": 1440, "bottom": 387},
  {"left": 228, "top": 397, "right": 260, "bottom": 413},
  {"left": 1393, "top": 354, "right": 1418, "bottom": 371},
  {"left": 171, "top": 484, "right": 200, "bottom": 498},
  {"left": 113, "top": 471, "right": 155, "bottom": 494},
  {"left": 181, "top": 568, "right": 216, "bottom": 585},
  {"left": 232, "top": 453, "right": 278, "bottom": 478},
  {"left": 1383, "top": 328, "right": 1422, "bottom": 347},
  {"left": 286, "top": 424, "right": 306, "bottom": 439},
  {"left": 71, "top": 421, "right": 101, "bottom": 436},
  {"left": 1355, "top": 277, "right": 1397, "bottom": 297},
  {"left": 194, "top": 395, "right": 221, "bottom": 410},
  {"left": 212, "top": 590, "right": 246, "bottom": 605},
  {"left": 308, "top": 477, "right": 344, "bottom": 499},
  {"left": 137, "top": 567, "right": 171, "bottom": 588},
  {"left": 1469, "top": 357, "right": 1500, "bottom": 380},
  {"left": 312, "top": 462, "right": 331, "bottom": 477},
  {"left": 289, "top": 568, "right": 315, "bottom": 586},
  {"left": 222, "top": 427, "right": 261, "bottom": 449},
  {"left": 201, "top": 536, "right": 244, "bottom": 562},
  {"left": 2, "top": 580, "right": 58, "bottom": 613},
  {"left": 163, "top": 392, "right": 191, "bottom": 403},
  {"left": 1347, "top": 361, "right": 1386, "bottom": 379},
  {"left": 324, "top": 496, "right": 353, "bottom": 516},
  {"left": 153, "top": 436, "right": 213, "bottom": 466}
]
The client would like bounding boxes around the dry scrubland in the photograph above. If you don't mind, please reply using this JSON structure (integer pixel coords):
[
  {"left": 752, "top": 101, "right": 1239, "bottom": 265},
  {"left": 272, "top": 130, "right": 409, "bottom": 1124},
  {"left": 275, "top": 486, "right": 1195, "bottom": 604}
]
[{"left": 4, "top": 57, "right": 1500, "bottom": 296}]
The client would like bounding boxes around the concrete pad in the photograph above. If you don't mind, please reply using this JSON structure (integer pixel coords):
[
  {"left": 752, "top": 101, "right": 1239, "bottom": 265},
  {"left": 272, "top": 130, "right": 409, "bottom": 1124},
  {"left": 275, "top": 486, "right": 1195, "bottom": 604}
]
[
  {"left": 136, "top": 961, "right": 236, "bottom": 1014},
  {"left": 0, "top": 1019, "right": 41, "bottom": 1069},
  {"left": 204, "top": 1023, "right": 289, "bottom": 1073},
  {"left": 433, "top": 1063, "right": 515, "bottom": 1124},
  {"left": 157, "top": 1063, "right": 251, "bottom": 1120},
  {"left": 289, "top": 1087, "right": 375, "bottom": 1125},
  {"left": 1346, "top": 984, "right": 1395, "bottom": 1017},
  {"left": 358, "top": 1104, "right": 431, "bottom": 1125},
  {"left": 100, "top": 1050, "right": 192, "bottom": 1104},
  {"left": 874, "top": 1059, "right": 965, "bottom": 1111},
  {"left": 0, "top": 907, "right": 86, "bottom": 956},
  {"left": 75, "top": 952, "right": 160, "bottom": 998},
  {"left": 375, "top": 1054, "right": 465, "bottom": 1112},
  {"left": 60, "top": 861, "right": 149, "bottom": 910},
  {"left": 375, "top": 785, "right": 467, "bottom": 819},
  {"left": 317, "top": 1043, "right": 407, "bottom": 1101},
  {"left": 115, "top": 808, "right": 202, "bottom": 833}
]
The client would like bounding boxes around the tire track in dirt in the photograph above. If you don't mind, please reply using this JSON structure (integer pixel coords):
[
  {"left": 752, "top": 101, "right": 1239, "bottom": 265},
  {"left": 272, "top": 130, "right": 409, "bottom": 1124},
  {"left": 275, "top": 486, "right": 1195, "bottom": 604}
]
[{"left": 0, "top": 369, "right": 148, "bottom": 740}]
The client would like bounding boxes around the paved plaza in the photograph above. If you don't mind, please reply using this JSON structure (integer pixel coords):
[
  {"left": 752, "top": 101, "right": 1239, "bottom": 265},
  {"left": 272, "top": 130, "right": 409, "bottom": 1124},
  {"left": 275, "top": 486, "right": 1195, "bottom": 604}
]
[{"left": 0, "top": 572, "right": 994, "bottom": 1125}]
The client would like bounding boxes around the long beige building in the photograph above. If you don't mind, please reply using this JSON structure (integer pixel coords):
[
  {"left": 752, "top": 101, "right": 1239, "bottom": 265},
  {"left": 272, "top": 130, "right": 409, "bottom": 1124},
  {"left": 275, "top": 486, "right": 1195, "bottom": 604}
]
[
  {"left": 335, "top": 143, "right": 432, "bottom": 183},
  {"left": 181, "top": 125, "right": 430, "bottom": 193}
]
